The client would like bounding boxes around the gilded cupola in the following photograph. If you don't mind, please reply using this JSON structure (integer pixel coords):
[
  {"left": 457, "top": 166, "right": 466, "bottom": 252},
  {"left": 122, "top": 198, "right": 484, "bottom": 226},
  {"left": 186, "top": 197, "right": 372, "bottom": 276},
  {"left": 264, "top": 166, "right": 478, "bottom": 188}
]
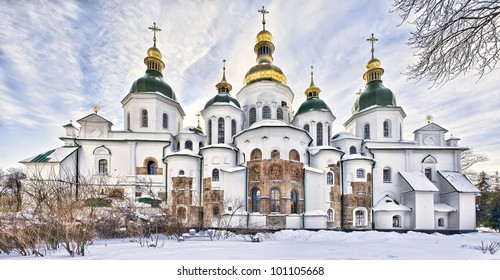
[{"left": 244, "top": 6, "right": 287, "bottom": 86}]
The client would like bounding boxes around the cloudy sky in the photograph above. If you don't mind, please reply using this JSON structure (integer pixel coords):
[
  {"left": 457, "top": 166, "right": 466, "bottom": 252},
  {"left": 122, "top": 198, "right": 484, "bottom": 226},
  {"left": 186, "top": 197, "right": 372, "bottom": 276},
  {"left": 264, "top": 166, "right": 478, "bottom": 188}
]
[{"left": 0, "top": 0, "right": 498, "bottom": 173}]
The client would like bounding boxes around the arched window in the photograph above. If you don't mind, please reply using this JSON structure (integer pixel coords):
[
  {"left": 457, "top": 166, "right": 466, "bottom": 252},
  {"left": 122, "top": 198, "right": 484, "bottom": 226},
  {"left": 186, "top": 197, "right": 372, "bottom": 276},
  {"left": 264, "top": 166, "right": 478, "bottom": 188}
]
[
  {"left": 249, "top": 107, "right": 257, "bottom": 125},
  {"left": 271, "top": 149, "right": 280, "bottom": 159},
  {"left": 304, "top": 124, "right": 310, "bottom": 132},
  {"left": 383, "top": 167, "right": 391, "bottom": 182},
  {"left": 212, "top": 168, "right": 219, "bottom": 181},
  {"left": 262, "top": 106, "right": 271, "bottom": 119},
  {"left": 199, "top": 142, "right": 204, "bottom": 149},
  {"left": 364, "top": 124, "right": 370, "bottom": 139},
  {"left": 231, "top": 119, "right": 236, "bottom": 137},
  {"left": 349, "top": 146, "right": 357, "bottom": 155},
  {"left": 251, "top": 188, "right": 261, "bottom": 213},
  {"left": 354, "top": 209, "right": 366, "bottom": 226},
  {"left": 141, "top": 109, "right": 148, "bottom": 127},
  {"left": 98, "top": 159, "right": 108, "bottom": 175},
  {"left": 176, "top": 142, "right": 180, "bottom": 151},
  {"left": 163, "top": 113, "right": 168, "bottom": 129},
  {"left": 291, "top": 190, "right": 298, "bottom": 214},
  {"left": 177, "top": 207, "right": 187, "bottom": 220},
  {"left": 178, "top": 170, "right": 185, "bottom": 176},
  {"left": 185, "top": 140, "right": 193, "bottom": 151},
  {"left": 425, "top": 167, "right": 432, "bottom": 181},
  {"left": 383, "top": 120, "right": 391, "bottom": 137},
  {"left": 270, "top": 189, "right": 280, "bottom": 212},
  {"left": 317, "top": 123, "right": 323, "bottom": 145},
  {"left": 251, "top": 148, "right": 262, "bottom": 160},
  {"left": 207, "top": 120, "right": 212, "bottom": 145},
  {"left": 218, "top": 117, "right": 225, "bottom": 144},
  {"left": 277, "top": 107, "right": 283, "bottom": 120},
  {"left": 438, "top": 218, "right": 444, "bottom": 227},
  {"left": 327, "top": 124, "right": 331, "bottom": 145},
  {"left": 327, "top": 209, "right": 334, "bottom": 222},
  {"left": 213, "top": 207, "right": 220, "bottom": 217},
  {"left": 147, "top": 161, "right": 157, "bottom": 175},
  {"left": 327, "top": 171, "right": 334, "bottom": 185},
  {"left": 356, "top": 169, "right": 365, "bottom": 178},
  {"left": 393, "top": 215, "right": 401, "bottom": 227},
  {"left": 289, "top": 149, "right": 300, "bottom": 161}
]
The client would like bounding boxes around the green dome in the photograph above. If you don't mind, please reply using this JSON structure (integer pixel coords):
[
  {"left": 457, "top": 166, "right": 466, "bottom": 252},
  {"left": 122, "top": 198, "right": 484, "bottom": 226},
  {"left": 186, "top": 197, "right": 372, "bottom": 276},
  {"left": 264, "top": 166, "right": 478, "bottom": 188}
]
[
  {"left": 204, "top": 93, "right": 241, "bottom": 109},
  {"left": 130, "top": 70, "right": 177, "bottom": 101},
  {"left": 296, "top": 97, "right": 331, "bottom": 116},
  {"left": 357, "top": 80, "right": 396, "bottom": 112}
]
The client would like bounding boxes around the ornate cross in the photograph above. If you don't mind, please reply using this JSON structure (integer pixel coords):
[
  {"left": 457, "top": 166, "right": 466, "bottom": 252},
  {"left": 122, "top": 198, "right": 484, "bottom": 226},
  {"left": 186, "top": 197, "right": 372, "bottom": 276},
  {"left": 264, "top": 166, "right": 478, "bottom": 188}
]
[
  {"left": 149, "top": 22, "right": 162, "bottom": 47},
  {"left": 366, "top": 33, "right": 378, "bottom": 59},
  {"left": 258, "top": 6, "right": 269, "bottom": 30},
  {"left": 195, "top": 111, "right": 202, "bottom": 129}
]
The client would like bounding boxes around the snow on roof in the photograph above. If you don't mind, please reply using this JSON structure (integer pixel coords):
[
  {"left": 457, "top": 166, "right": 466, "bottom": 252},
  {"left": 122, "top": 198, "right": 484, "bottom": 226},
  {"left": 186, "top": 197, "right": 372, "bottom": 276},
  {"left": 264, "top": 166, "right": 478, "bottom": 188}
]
[
  {"left": 308, "top": 146, "right": 341, "bottom": 155},
  {"left": 341, "top": 154, "right": 374, "bottom": 161},
  {"left": 373, "top": 195, "right": 412, "bottom": 212},
  {"left": 200, "top": 143, "right": 237, "bottom": 151},
  {"left": 304, "top": 166, "right": 324, "bottom": 174},
  {"left": 20, "top": 147, "right": 78, "bottom": 163},
  {"left": 413, "top": 122, "right": 448, "bottom": 133},
  {"left": 221, "top": 166, "right": 246, "bottom": 173},
  {"left": 434, "top": 203, "right": 456, "bottom": 212},
  {"left": 168, "top": 149, "right": 202, "bottom": 158},
  {"left": 331, "top": 131, "right": 360, "bottom": 140},
  {"left": 248, "top": 119, "right": 290, "bottom": 129},
  {"left": 399, "top": 171, "right": 439, "bottom": 192},
  {"left": 437, "top": 171, "right": 479, "bottom": 193}
]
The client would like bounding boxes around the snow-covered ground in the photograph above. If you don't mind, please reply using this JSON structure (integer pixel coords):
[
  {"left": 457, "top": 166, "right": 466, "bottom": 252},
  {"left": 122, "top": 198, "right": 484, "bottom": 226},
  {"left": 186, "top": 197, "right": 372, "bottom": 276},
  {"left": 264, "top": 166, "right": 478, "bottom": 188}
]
[
  {"left": 1, "top": 229, "right": 499, "bottom": 260},
  {"left": 1, "top": 229, "right": 498, "bottom": 279}
]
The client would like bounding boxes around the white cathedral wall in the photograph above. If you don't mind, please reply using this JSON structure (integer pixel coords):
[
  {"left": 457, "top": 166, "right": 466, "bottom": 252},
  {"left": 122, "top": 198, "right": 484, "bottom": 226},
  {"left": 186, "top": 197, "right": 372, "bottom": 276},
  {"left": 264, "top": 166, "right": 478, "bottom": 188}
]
[
  {"left": 440, "top": 192, "right": 477, "bottom": 230},
  {"left": 291, "top": 111, "right": 335, "bottom": 147},
  {"left": 342, "top": 159, "right": 373, "bottom": 194},
  {"left": 346, "top": 108, "right": 404, "bottom": 141},
  {"left": 167, "top": 155, "right": 201, "bottom": 206},
  {"left": 220, "top": 169, "right": 246, "bottom": 209},
  {"left": 304, "top": 167, "right": 326, "bottom": 214},
  {"left": 412, "top": 192, "right": 435, "bottom": 230},
  {"left": 201, "top": 105, "right": 244, "bottom": 145},
  {"left": 373, "top": 211, "right": 411, "bottom": 230},
  {"left": 201, "top": 148, "right": 236, "bottom": 190},
  {"left": 236, "top": 81, "right": 295, "bottom": 127}
]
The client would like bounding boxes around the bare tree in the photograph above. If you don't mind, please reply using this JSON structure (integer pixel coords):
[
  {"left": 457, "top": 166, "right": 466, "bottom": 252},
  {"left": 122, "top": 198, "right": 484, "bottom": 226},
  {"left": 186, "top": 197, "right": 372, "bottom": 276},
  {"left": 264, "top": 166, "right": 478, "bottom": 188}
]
[
  {"left": 393, "top": 0, "right": 500, "bottom": 86},
  {"left": 461, "top": 147, "right": 489, "bottom": 172}
]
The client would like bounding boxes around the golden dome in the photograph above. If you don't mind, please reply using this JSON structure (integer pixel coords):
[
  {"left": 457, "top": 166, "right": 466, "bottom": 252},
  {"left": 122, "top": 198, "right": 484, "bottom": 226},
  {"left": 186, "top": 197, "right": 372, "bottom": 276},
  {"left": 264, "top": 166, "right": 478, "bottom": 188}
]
[
  {"left": 244, "top": 63, "right": 287, "bottom": 85},
  {"left": 304, "top": 66, "right": 321, "bottom": 98},
  {"left": 256, "top": 30, "right": 273, "bottom": 43},
  {"left": 147, "top": 47, "right": 163, "bottom": 60},
  {"left": 365, "top": 58, "right": 381, "bottom": 70}
]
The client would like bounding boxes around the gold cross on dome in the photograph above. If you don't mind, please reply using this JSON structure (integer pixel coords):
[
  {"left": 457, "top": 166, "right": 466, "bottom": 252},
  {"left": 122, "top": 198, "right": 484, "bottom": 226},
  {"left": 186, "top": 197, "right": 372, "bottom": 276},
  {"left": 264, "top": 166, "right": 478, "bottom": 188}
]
[
  {"left": 195, "top": 111, "right": 202, "bottom": 129},
  {"left": 367, "top": 33, "right": 378, "bottom": 59},
  {"left": 148, "top": 22, "right": 162, "bottom": 47},
  {"left": 258, "top": 6, "right": 269, "bottom": 29}
]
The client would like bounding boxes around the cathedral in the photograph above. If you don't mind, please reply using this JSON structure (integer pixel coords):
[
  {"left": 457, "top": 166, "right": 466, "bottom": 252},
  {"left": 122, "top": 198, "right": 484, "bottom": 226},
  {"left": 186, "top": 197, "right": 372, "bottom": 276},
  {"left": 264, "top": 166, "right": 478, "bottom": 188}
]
[{"left": 21, "top": 8, "right": 479, "bottom": 232}]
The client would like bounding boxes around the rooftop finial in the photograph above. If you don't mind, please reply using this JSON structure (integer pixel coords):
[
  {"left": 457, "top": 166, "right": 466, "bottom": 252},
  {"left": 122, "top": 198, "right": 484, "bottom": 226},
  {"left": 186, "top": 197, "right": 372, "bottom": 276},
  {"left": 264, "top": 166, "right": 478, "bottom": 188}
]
[
  {"left": 425, "top": 114, "right": 434, "bottom": 124},
  {"left": 310, "top": 65, "right": 315, "bottom": 87},
  {"left": 222, "top": 59, "right": 227, "bottom": 82},
  {"left": 195, "top": 111, "right": 202, "bottom": 131},
  {"left": 148, "top": 22, "right": 162, "bottom": 47},
  {"left": 366, "top": 33, "right": 378, "bottom": 59},
  {"left": 258, "top": 6, "right": 269, "bottom": 30},
  {"left": 92, "top": 105, "right": 100, "bottom": 114}
]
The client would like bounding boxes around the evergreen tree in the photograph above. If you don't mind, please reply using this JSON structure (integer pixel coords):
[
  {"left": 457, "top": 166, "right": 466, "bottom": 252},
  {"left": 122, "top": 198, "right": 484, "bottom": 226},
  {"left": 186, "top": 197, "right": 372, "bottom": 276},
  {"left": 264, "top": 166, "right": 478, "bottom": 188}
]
[
  {"left": 487, "top": 191, "right": 500, "bottom": 231},
  {"left": 476, "top": 171, "right": 492, "bottom": 226}
]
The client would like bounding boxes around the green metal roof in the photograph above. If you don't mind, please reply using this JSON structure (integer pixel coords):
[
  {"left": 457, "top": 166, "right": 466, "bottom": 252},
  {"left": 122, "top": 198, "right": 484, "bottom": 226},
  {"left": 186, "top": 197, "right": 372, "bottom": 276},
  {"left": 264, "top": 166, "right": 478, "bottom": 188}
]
[
  {"left": 204, "top": 93, "right": 241, "bottom": 109},
  {"left": 130, "top": 70, "right": 177, "bottom": 101},
  {"left": 295, "top": 97, "right": 331, "bottom": 116},
  {"left": 30, "top": 149, "right": 56, "bottom": 163},
  {"left": 357, "top": 80, "right": 396, "bottom": 112}
]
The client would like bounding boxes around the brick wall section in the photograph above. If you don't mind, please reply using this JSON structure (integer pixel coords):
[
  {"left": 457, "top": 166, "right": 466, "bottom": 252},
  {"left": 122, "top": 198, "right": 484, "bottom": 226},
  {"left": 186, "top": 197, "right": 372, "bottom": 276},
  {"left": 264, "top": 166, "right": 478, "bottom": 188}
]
[
  {"left": 342, "top": 172, "right": 372, "bottom": 230},
  {"left": 247, "top": 159, "right": 304, "bottom": 217},
  {"left": 171, "top": 176, "right": 197, "bottom": 226},
  {"left": 203, "top": 189, "right": 224, "bottom": 227},
  {"left": 328, "top": 162, "right": 342, "bottom": 229}
]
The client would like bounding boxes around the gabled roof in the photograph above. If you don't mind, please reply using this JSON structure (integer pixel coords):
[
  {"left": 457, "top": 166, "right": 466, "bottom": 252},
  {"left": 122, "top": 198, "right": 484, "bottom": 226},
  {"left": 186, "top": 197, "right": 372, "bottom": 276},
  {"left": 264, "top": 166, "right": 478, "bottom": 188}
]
[
  {"left": 77, "top": 113, "right": 113, "bottom": 125},
  {"left": 413, "top": 122, "right": 448, "bottom": 133},
  {"left": 399, "top": 171, "right": 439, "bottom": 192},
  {"left": 20, "top": 147, "right": 78, "bottom": 163},
  {"left": 373, "top": 195, "right": 412, "bottom": 212},
  {"left": 437, "top": 171, "right": 479, "bottom": 193},
  {"left": 434, "top": 203, "right": 456, "bottom": 212}
]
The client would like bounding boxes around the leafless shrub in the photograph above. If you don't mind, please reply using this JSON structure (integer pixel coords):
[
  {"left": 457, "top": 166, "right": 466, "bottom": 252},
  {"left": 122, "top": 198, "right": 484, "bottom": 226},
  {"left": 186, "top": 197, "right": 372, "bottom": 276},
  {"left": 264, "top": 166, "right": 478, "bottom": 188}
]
[{"left": 471, "top": 240, "right": 500, "bottom": 254}]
